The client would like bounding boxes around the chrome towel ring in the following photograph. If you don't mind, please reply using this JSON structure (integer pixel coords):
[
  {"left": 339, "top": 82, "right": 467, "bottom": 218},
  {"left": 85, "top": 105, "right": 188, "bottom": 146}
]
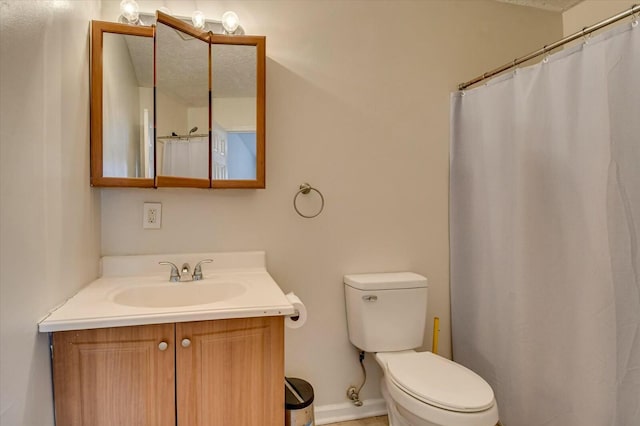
[{"left": 293, "top": 183, "right": 325, "bottom": 219}]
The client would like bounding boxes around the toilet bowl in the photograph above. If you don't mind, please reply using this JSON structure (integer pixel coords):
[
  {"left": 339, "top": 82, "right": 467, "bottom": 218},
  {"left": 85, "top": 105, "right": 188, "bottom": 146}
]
[
  {"left": 376, "top": 351, "right": 498, "bottom": 426},
  {"left": 344, "top": 272, "right": 499, "bottom": 426}
]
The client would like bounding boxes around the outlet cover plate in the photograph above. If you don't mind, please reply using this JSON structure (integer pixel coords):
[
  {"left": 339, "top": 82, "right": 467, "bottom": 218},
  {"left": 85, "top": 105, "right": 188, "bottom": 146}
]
[{"left": 143, "top": 202, "right": 162, "bottom": 229}]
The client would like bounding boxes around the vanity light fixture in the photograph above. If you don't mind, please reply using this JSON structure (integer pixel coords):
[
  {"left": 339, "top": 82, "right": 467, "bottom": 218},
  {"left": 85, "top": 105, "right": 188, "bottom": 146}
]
[
  {"left": 221, "top": 11, "right": 240, "bottom": 34},
  {"left": 192, "top": 11, "right": 206, "bottom": 30},
  {"left": 120, "top": 0, "right": 139, "bottom": 24},
  {"left": 117, "top": 0, "right": 242, "bottom": 34}
]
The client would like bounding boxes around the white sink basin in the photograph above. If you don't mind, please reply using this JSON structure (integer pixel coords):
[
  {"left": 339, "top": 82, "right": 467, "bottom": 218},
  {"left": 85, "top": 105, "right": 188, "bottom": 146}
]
[
  {"left": 112, "top": 281, "right": 247, "bottom": 308},
  {"left": 38, "top": 251, "right": 298, "bottom": 332}
]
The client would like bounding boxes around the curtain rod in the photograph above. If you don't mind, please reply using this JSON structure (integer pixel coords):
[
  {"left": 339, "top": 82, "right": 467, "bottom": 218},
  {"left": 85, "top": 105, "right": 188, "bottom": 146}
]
[
  {"left": 458, "top": 4, "right": 639, "bottom": 90},
  {"left": 157, "top": 134, "right": 208, "bottom": 140}
]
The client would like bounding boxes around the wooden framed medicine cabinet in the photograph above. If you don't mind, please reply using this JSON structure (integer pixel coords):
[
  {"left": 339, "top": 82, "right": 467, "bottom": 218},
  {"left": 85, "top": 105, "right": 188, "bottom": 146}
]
[
  {"left": 90, "top": 21, "right": 155, "bottom": 187},
  {"left": 90, "top": 12, "right": 266, "bottom": 189}
]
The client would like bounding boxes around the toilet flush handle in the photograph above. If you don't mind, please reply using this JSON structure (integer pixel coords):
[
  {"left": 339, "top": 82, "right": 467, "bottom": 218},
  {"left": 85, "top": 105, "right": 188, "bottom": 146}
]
[{"left": 362, "top": 295, "right": 378, "bottom": 302}]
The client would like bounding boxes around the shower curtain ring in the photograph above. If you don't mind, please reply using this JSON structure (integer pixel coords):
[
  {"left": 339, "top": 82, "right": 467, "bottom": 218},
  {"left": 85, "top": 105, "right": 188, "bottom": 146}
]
[
  {"left": 581, "top": 27, "right": 591, "bottom": 44},
  {"left": 542, "top": 46, "right": 550, "bottom": 63}
]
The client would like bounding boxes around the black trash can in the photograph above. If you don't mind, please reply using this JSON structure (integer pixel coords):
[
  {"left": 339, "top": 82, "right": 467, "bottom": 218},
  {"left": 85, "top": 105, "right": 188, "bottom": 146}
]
[{"left": 285, "top": 377, "right": 315, "bottom": 426}]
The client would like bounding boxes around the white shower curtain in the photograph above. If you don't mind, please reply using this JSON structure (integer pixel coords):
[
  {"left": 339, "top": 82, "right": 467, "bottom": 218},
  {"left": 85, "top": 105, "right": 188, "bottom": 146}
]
[
  {"left": 450, "top": 24, "right": 639, "bottom": 426},
  {"left": 161, "top": 136, "right": 208, "bottom": 178}
]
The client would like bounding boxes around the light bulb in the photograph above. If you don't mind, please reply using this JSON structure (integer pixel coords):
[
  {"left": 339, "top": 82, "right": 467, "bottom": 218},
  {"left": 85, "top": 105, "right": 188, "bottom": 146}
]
[
  {"left": 120, "top": 0, "right": 139, "bottom": 24},
  {"left": 192, "top": 11, "right": 206, "bottom": 30},
  {"left": 222, "top": 11, "right": 239, "bottom": 34}
]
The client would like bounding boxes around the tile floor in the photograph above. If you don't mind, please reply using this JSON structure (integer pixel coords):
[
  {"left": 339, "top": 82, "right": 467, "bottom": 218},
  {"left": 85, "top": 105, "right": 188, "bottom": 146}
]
[{"left": 327, "top": 416, "right": 389, "bottom": 426}]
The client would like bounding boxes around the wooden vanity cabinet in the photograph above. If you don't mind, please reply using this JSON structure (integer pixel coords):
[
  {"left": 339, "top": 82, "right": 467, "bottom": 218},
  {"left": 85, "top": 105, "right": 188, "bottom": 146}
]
[
  {"left": 52, "top": 316, "right": 284, "bottom": 426},
  {"left": 176, "top": 317, "right": 284, "bottom": 425},
  {"left": 52, "top": 323, "right": 176, "bottom": 426}
]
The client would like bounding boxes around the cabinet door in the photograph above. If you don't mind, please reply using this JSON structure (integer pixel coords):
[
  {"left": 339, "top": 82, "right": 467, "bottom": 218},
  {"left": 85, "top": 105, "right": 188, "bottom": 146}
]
[
  {"left": 176, "top": 316, "right": 284, "bottom": 425},
  {"left": 90, "top": 20, "right": 155, "bottom": 187},
  {"left": 155, "top": 12, "right": 211, "bottom": 188},
  {"left": 52, "top": 324, "right": 175, "bottom": 426}
]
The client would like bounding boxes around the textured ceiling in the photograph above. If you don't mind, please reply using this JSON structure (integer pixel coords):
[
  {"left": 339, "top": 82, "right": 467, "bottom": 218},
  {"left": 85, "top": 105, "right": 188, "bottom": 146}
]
[
  {"left": 123, "top": 21, "right": 256, "bottom": 107},
  {"left": 493, "top": 0, "right": 584, "bottom": 12}
]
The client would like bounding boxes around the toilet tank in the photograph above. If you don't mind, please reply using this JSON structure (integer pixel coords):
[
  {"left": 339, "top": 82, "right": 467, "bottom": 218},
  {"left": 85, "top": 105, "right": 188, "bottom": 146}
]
[{"left": 344, "top": 272, "right": 428, "bottom": 353}]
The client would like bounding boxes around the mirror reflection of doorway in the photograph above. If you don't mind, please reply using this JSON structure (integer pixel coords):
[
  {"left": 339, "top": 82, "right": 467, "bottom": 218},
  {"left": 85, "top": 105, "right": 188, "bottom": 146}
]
[
  {"left": 227, "top": 132, "right": 256, "bottom": 180},
  {"left": 212, "top": 123, "right": 256, "bottom": 180},
  {"left": 141, "top": 108, "right": 154, "bottom": 178}
]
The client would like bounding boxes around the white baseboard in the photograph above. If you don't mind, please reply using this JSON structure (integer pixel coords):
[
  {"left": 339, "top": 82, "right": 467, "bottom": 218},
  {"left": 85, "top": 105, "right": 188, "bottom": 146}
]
[{"left": 314, "top": 398, "right": 387, "bottom": 425}]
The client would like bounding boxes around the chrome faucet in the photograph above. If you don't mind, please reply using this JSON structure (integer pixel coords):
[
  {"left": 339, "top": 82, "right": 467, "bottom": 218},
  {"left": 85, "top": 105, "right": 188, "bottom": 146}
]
[
  {"left": 180, "top": 263, "right": 191, "bottom": 280},
  {"left": 159, "top": 261, "right": 181, "bottom": 282},
  {"left": 159, "top": 259, "right": 213, "bottom": 282},
  {"left": 192, "top": 259, "right": 213, "bottom": 281}
]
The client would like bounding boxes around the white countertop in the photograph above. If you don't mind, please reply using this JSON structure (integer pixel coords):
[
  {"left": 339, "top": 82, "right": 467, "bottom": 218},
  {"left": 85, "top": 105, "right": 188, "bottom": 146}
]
[{"left": 39, "top": 251, "right": 296, "bottom": 332}]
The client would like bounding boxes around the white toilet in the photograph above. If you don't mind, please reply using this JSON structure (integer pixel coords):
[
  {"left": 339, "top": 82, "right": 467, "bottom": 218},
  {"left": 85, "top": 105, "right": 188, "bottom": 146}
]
[{"left": 344, "top": 272, "right": 499, "bottom": 426}]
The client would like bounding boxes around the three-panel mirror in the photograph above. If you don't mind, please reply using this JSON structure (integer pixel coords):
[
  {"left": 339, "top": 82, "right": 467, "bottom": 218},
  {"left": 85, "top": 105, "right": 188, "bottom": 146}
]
[{"left": 91, "top": 12, "right": 265, "bottom": 189}]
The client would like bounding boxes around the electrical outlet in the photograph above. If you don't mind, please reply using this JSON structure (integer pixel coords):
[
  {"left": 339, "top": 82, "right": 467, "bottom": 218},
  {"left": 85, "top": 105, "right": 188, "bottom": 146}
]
[{"left": 143, "top": 202, "right": 162, "bottom": 229}]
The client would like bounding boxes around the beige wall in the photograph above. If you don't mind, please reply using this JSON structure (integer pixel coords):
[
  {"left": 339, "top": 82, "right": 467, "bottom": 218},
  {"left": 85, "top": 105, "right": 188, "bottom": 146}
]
[
  {"left": 187, "top": 106, "right": 208, "bottom": 134},
  {"left": 189, "top": 98, "right": 257, "bottom": 133},
  {"left": 563, "top": 0, "right": 635, "bottom": 35},
  {"left": 102, "top": 33, "right": 141, "bottom": 177},
  {"left": 99, "top": 0, "right": 562, "bottom": 406},
  {"left": 156, "top": 88, "right": 189, "bottom": 137},
  {"left": 0, "top": 1, "right": 102, "bottom": 425},
  {"left": 213, "top": 97, "right": 257, "bottom": 130}
]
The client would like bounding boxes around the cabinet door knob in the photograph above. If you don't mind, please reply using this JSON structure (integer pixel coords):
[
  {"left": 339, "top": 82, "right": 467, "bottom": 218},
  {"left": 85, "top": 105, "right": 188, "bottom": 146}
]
[
  {"left": 181, "top": 338, "right": 191, "bottom": 348},
  {"left": 158, "top": 341, "right": 168, "bottom": 351}
]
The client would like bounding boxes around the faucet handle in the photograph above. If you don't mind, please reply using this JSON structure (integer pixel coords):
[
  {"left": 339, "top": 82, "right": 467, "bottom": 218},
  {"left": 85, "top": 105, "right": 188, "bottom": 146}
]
[
  {"left": 192, "top": 259, "right": 213, "bottom": 281},
  {"left": 159, "top": 261, "right": 180, "bottom": 282}
]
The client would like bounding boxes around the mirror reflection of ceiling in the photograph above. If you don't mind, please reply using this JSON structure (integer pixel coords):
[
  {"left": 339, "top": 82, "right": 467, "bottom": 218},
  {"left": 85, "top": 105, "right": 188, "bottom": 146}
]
[
  {"left": 123, "top": 22, "right": 256, "bottom": 107},
  {"left": 122, "top": 34, "right": 153, "bottom": 89},
  {"left": 156, "top": 21, "right": 209, "bottom": 107},
  {"left": 212, "top": 44, "right": 256, "bottom": 98}
]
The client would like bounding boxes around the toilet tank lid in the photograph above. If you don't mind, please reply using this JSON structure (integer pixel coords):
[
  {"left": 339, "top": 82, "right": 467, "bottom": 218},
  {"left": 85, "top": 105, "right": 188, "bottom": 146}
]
[{"left": 344, "top": 272, "right": 427, "bottom": 291}]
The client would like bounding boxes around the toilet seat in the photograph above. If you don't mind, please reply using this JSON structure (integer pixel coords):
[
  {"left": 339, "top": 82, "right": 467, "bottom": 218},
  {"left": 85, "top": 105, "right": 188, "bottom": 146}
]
[{"left": 385, "top": 352, "right": 495, "bottom": 413}]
